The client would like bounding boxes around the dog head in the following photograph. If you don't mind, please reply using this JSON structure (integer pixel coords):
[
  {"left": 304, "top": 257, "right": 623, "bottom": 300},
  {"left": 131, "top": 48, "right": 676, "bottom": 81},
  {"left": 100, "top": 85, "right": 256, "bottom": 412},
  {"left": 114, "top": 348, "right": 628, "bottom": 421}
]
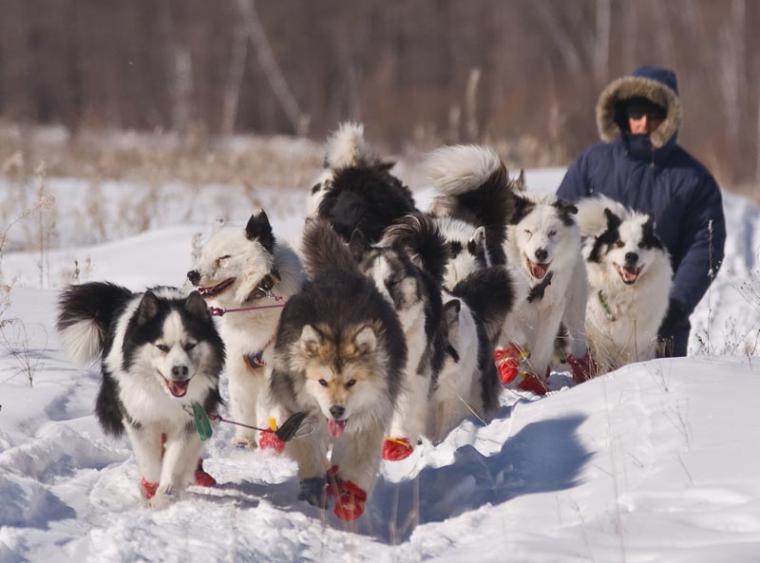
[
  {"left": 587, "top": 208, "right": 666, "bottom": 286},
  {"left": 187, "top": 210, "right": 281, "bottom": 309},
  {"left": 124, "top": 289, "right": 224, "bottom": 400},
  {"left": 293, "top": 322, "right": 387, "bottom": 437},
  {"left": 508, "top": 194, "right": 579, "bottom": 282},
  {"left": 350, "top": 233, "right": 425, "bottom": 321}
]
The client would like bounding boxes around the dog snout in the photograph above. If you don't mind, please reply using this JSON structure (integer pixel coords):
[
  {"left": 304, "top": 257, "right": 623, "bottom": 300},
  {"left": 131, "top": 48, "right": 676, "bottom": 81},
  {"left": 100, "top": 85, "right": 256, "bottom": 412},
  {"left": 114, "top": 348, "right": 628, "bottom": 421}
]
[
  {"left": 187, "top": 270, "right": 201, "bottom": 285},
  {"left": 534, "top": 248, "right": 548, "bottom": 262},
  {"left": 329, "top": 405, "right": 345, "bottom": 420},
  {"left": 624, "top": 252, "right": 639, "bottom": 264},
  {"left": 171, "top": 365, "right": 189, "bottom": 379}
]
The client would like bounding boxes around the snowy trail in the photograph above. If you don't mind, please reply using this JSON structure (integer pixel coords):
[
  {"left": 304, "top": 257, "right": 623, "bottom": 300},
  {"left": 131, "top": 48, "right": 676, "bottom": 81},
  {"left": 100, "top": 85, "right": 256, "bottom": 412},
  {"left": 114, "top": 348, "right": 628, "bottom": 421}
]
[{"left": 2, "top": 171, "right": 760, "bottom": 561}]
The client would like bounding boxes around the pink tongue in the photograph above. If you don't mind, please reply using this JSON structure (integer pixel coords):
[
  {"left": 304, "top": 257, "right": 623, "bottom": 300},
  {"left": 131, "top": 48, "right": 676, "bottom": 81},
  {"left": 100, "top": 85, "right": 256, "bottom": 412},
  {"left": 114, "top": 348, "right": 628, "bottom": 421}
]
[
  {"left": 530, "top": 262, "right": 547, "bottom": 279},
  {"left": 328, "top": 419, "right": 346, "bottom": 438},
  {"left": 623, "top": 268, "right": 638, "bottom": 282},
  {"left": 167, "top": 380, "right": 189, "bottom": 397}
]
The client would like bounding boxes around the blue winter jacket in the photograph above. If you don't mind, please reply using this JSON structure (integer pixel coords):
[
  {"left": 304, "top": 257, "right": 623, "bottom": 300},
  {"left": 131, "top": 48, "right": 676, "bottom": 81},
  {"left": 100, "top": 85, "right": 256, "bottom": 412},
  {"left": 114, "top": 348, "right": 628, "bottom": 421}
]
[{"left": 557, "top": 66, "right": 726, "bottom": 321}]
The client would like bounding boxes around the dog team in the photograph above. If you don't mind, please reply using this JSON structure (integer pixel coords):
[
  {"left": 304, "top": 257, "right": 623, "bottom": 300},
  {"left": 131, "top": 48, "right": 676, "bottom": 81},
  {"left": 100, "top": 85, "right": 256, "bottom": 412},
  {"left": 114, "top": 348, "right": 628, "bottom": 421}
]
[{"left": 56, "top": 122, "right": 673, "bottom": 519}]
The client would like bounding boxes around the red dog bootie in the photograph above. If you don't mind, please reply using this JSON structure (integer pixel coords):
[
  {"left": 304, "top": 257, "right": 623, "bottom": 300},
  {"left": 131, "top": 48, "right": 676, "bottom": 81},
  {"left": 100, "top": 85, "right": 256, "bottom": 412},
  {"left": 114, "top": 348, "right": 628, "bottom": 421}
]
[
  {"left": 494, "top": 345, "right": 523, "bottom": 384},
  {"left": 141, "top": 477, "right": 159, "bottom": 499},
  {"left": 382, "top": 437, "right": 414, "bottom": 461},
  {"left": 517, "top": 371, "right": 548, "bottom": 396},
  {"left": 325, "top": 465, "right": 367, "bottom": 521},
  {"left": 567, "top": 352, "right": 595, "bottom": 385},
  {"left": 194, "top": 459, "right": 217, "bottom": 487},
  {"left": 259, "top": 419, "right": 286, "bottom": 453}
]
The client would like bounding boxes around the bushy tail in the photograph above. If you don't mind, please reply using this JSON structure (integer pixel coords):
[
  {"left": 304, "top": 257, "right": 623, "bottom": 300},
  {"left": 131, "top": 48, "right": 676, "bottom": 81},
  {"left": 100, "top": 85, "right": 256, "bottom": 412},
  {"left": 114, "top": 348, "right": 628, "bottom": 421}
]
[
  {"left": 575, "top": 195, "right": 628, "bottom": 237},
  {"left": 301, "top": 219, "right": 359, "bottom": 278},
  {"left": 380, "top": 213, "right": 448, "bottom": 285},
  {"left": 451, "top": 266, "right": 515, "bottom": 342},
  {"left": 425, "top": 144, "right": 514, "bottom": 231},
  {"left": 57, "top": 282, "right": 133, "bottom": 365},
  {"left": 324, "top": 122, "right": 379, "bottom": 169}
]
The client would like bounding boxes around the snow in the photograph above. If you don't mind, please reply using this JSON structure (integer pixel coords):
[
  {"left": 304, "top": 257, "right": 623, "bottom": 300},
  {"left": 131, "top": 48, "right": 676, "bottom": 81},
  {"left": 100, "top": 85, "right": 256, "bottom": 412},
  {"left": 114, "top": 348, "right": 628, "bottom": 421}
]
[{"left": 1, "top": 167, "right": 759, "bottom": 562}]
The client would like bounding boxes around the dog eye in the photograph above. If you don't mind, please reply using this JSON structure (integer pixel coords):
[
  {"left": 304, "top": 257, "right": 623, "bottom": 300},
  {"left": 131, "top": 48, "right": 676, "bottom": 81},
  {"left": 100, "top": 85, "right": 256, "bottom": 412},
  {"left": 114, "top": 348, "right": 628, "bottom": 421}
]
[
  {"left": 523, "top": 229, "right": 532, "bottom": 237},
  {"left": 345, "top": 379, "right": 357, "bottom": 388},
  {"left": 318, "top": 379, "right": 328, "bottom": 387},
  {"left": 156, "top": 344, "right": 170, "bottom": 353},
  {"left": 183, "top": 342, "right": 197, "bottom": 352},
  {"left": 615, "top": 240, "right": 625, "bottom": 248},
  {"left": 252, "top": 288, "right": 267, "bottom": 299},
  {"left": 548, "top": 230, "right": 557, "bottom": 238},
  {"left": 260, "top": 275, "right": 273, "bottom": 291},
  {"left": 215, "top": 255, "right": 231, "bottom": 267}
]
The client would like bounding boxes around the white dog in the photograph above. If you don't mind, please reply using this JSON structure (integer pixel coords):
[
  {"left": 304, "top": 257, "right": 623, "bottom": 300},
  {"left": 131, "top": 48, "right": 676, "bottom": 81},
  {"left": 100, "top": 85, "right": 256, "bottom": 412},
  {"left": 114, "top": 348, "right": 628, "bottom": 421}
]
[
  {"left": 187, "top": 211, "right": 306, "bottom": 449},
  {"left": 577, "top": 196, "right": 673, "bottom": 373}
]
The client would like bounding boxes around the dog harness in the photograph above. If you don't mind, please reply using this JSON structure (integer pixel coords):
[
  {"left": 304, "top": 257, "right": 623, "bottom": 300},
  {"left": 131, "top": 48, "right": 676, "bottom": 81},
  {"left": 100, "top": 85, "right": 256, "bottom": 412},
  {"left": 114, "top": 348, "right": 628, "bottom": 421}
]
[
  {"left": 597, "top": 290, "right": 617, "bottom": 322},
  {"left": 243, "top": 332, "right": 276, "bottom": 371}
]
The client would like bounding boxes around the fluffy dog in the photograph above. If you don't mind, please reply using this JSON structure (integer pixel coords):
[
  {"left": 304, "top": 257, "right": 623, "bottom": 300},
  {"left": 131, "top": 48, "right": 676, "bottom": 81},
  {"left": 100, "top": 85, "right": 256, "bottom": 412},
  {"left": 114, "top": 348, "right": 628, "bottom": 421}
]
[
  {"left": 352, "top": 214, "right": 447, "bottom": 460},
  {"left": 269, "top": 220, "right": 406, "bottom": 521},
  {"left": 577, "top": 196, "right": 673, "bottom": 372},
  {"left": 187, "top": 210, "right": 306, "bottom": 449},
  {"left": 310, "top": 122, "right": 417, "bottom": 244},
  {"left": 57, "top": 284, "right": 225, "bottom": 507},
  {"left": 425, "top": 144, "right": 588, "bottom": 392}
]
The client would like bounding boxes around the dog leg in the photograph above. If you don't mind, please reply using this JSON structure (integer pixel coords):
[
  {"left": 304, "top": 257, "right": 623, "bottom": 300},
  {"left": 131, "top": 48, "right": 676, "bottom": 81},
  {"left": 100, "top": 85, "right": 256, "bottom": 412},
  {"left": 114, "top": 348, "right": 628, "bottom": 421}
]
[
  {"left": 228, "top": 365, "right": 263, "bottom": 448},
  {"left": 563, "top": 258, "right": 589, "bottom": 359},
  {"left": 125, "top": 423, "right": 163, "bottom": 497},
  {"left": 385, "top": 369, "right": 429, "bottom": 460},
  {"left": 151, "top": 426, "right": 202, "bottom": 509}
]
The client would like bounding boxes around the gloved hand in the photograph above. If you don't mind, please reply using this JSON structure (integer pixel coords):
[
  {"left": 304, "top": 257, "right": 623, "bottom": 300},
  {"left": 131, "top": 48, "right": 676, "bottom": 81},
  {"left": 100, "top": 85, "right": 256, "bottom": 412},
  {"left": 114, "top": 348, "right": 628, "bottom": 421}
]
[{"left": 658, "top": 298, "right": 688, "bottom": 338}]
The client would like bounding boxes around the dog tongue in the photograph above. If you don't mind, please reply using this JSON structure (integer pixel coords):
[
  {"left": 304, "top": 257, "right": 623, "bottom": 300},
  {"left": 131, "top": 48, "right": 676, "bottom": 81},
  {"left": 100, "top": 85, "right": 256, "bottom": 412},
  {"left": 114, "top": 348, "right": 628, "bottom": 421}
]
[
  {"left": 167, "top": 379, "right": 189, "bottom": 398},
  {"left": 530, "top": 261, "right": 548, "bottom": 279},
  {"left": 622, "top": 267, "right": 638, "bottom": 282},
  {"left": 328, "top": 419, "right": 346, "bottom": 438}
]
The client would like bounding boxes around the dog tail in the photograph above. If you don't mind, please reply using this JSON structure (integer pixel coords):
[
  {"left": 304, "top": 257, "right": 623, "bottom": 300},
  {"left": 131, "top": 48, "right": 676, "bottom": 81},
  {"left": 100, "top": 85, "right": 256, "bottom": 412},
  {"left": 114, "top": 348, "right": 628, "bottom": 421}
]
[
  {"left": 57, "top": 282, "right": 133, "bottom": 365},
  {"left": 324, "top": 122, "right": 378, "bottom": 169},
  {"left": 576, "top": 195, "right": 628, "bottom": 238},
  {"left": 452, "top": 266, "right": 515, "bottom": 343},
  {"left": 380, "top": 213, "right": 448, "bottom": 285},
  {"left": 302, "top": 219, "right": 359, "bottom": 278},
  {"left": 425, "top": 145, "right": 514, "bottom": 264}
]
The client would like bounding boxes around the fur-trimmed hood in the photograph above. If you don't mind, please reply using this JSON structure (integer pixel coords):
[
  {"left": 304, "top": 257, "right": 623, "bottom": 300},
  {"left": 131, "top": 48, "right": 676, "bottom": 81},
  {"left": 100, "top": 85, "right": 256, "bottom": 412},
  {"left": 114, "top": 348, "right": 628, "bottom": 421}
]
[{"left": 596, "top": 66, "right": 682, "bottom": 149}]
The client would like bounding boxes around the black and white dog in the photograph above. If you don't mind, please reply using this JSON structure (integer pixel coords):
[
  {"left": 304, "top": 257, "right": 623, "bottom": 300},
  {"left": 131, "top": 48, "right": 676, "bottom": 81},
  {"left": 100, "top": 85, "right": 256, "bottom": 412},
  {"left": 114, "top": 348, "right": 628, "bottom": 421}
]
[
  {"left": 577, "top": 196, "right": 673, "bottom": 372},
  {"left": 425, "top": 144, "right": 588, "bottom": 392},
  {"left": 57, "top": 284, "right": 225, "bottom": 507}
]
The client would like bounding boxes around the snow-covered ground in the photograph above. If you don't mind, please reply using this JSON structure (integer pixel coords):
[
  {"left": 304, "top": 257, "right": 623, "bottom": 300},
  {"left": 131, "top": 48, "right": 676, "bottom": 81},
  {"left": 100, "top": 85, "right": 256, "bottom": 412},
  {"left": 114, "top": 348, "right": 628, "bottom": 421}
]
[{"left": 1, "top": 168, "right": 759, "bottom": 562}]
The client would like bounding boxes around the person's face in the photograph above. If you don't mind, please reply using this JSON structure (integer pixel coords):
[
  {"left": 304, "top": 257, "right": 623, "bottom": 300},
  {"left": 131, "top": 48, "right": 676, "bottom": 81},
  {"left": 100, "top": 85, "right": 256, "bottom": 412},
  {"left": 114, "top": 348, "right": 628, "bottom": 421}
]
[
  {"left": 626, "top": 101, "right": 666, "bottom": 135},
  {"left": 628, "top": 113, "right": 664, "bottom": 135}
]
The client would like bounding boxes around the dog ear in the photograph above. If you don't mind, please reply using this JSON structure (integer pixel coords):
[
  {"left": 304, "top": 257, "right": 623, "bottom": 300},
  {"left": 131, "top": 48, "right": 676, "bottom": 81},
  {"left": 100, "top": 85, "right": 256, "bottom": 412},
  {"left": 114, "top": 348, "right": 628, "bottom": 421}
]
[
  {"left": 444, "top": 299, "right": 461, "bottom": 328},
  {"left": 348, "top": 229, "right": 369, "bottom": 262},
  {"left": 511, "top": 169, "right": 526, "bottom": 192},
  {"left": 509, "top": 194, "right": 533, "bottom": 225},
  {"left": 353, "top": 325, "right": 377, "bottom": 355},
  {"left": 553, "top": 199, "right": 578, "bottom": 226},
  {"left": 184, "top": 291, "right": 210, "bottom": 320},
  {"left": 603, "top": 208, "right": 622, "bottom": 231},
  {"left": 641, "top": 215, "right": 663, "bottom": 249},
  {"left": 246, "top": 210, "right": 275, "bottom": 252},
  {"left": 299, "top": 325, "right": 323, "bottom": 357},
  {"left": 136, "top": 291, "right": 161, "bottom": 325},
  {"left": 377, "top": 161, "right": 395, "bottom": 172}
]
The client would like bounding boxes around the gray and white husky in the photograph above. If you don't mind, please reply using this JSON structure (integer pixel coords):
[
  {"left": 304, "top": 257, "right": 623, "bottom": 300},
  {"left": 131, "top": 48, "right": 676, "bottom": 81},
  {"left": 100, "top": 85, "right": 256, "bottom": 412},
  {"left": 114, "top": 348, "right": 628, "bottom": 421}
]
[
  {"left": 57, "top": 284, "right": 225, "bottom": 507},
  {"left": 187, "top": 210, "right": 306, "bottom": 448}
]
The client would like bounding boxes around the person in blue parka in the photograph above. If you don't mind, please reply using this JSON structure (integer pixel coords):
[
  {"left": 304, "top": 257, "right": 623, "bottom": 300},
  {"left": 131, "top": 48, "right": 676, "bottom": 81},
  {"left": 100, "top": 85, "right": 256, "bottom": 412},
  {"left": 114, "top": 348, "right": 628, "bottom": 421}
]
[{"left": 557, "top": 66, "right": 726, "bottom": 357}]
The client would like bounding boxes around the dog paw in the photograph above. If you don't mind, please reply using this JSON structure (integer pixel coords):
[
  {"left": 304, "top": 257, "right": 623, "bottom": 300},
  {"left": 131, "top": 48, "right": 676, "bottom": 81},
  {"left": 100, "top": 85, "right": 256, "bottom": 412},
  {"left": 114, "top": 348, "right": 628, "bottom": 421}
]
[
  {"left": 567, "top": 352, "right": 595, "bottom": 384},
  {"left": 148, "top": 486, "right": 176, "bottom": 509},
  {"left": 517, "top": 371, "right": 548, "bottom": 396},
  {"left": 332, "top": 480, "right": 367, "bottom": 521},
  {"left": 231, "top": 435, "right": 258, "bottom": 449},
  {"left": 494, "top": 345, "right": 525, "bottom": 385},
  {"left": 194, "top": 466, "right": 217, "bottom": 488},
  {"left": 298, "top": 477, "right": 328, "bottom": 508},
  {"left": 383, "top": 437, "right": 414, "bottom": 461}
]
